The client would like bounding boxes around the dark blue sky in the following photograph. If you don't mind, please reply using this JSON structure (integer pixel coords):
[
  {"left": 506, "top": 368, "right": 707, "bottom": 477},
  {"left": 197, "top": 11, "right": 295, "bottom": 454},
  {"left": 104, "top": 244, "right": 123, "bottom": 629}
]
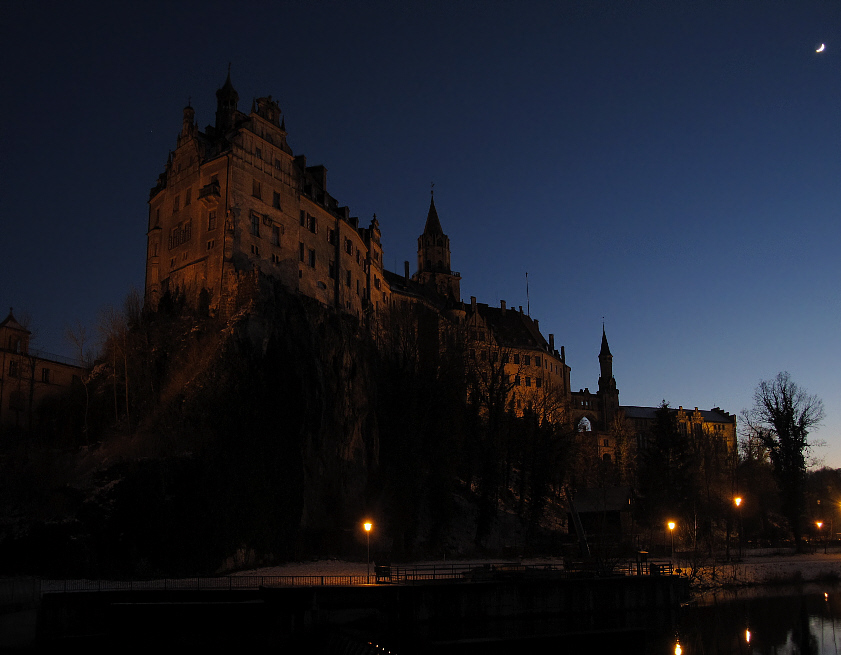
[{"left": 3, "top": 1, "right": 839, "bottom": 463}]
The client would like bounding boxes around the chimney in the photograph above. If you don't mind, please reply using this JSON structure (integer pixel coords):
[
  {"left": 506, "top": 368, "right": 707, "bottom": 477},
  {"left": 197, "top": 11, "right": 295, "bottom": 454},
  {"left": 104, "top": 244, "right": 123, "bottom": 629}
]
[
  {"left": 500, "top": 300, "right": 506, "bottom": 312},
  {"left": 549, "top": 334, "right": 554, "bottom": 350},
  {"left": 471, "top": 296, "right": 477, "bottom": 311},
  {"left": 534, "top": 319, "right": 539, "bottom": 330},
  {"left": 404, "top": 261, "right": 409, "bottom": 282},
  {"left": 561, "top": 345, "right": 565, "bottom": 362},
  {"left": 519, "top": 306, "right": 523, "bottom": 313}
]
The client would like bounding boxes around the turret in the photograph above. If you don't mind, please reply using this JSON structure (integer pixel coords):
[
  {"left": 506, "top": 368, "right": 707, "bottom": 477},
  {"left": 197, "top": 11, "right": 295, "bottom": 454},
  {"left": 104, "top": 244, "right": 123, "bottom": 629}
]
[
  {"left": 413, "top": 190, "right": 461, "bottom": 301},
  {"left": 215, "top": 68, "right": 239, "bottom": 134}
]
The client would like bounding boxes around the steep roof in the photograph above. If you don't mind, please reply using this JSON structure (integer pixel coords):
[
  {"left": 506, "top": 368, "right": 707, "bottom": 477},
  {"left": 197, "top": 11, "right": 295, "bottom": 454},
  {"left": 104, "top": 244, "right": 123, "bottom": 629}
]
[
  {"left": 422, "top": 196, "right": 443, "bottom": 235},
  {"left": 621, "top": 405, "right": 736, "bottom": 423},
  {"left": 0, "top": 309, "right": 30, "bottom": 334},
  {"left": 471, "top": 302, "right": 551, "bottom": 352}
]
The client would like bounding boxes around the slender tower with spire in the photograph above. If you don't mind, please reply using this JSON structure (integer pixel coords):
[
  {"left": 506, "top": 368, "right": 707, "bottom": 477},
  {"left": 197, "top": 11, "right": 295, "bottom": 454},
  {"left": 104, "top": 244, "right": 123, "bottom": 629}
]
[
  {"left": 413, "top": 187, "right": 460, "bottom": 301},
  {"left": 597, "top": 325, "right": 620, "bottom": 430}
]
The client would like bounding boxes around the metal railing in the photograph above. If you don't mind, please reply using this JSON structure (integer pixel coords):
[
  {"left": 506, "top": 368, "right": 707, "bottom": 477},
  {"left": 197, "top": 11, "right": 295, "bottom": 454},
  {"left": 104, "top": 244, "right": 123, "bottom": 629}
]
[{"left": 37, "top": 560, "right": 677, "bottom": 595}]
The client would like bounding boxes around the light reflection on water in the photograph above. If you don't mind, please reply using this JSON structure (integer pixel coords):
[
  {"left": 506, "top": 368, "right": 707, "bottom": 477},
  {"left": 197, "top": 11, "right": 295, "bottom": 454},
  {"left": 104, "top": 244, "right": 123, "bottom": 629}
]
[{"left": 669, "top": 583, "right": 841, "bottom": 655}]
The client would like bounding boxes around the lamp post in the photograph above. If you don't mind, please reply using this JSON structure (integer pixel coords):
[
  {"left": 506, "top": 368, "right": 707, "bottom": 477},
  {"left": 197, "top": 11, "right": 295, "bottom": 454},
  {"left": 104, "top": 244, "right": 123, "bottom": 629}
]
[
  {"left": 817, "top": 521, "right": 825, "bottom": 554},
  {"left": 735, "top": 497, "right": 743, "bottom": 559},
  {"left": 668, "top": 521, "right": 676, "bottom": 561},
  {"left": 364, "top": 521, "right": 373, "bottom": 583}
]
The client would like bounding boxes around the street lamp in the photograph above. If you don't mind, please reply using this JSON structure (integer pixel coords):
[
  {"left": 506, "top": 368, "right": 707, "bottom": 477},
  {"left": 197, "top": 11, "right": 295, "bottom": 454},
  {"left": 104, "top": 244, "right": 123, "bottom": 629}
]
[
  {"left": 364, "top": 521, "right": 373, "bottom": 583},
  {"left": 668, "top": 521, "right": 676, "bottom": 560},
  {"left": 817, "top": 521, "right": 825, "bottom": 554},
  {"left": 735, "top": 497, "right": 743, "bottom": 558}
]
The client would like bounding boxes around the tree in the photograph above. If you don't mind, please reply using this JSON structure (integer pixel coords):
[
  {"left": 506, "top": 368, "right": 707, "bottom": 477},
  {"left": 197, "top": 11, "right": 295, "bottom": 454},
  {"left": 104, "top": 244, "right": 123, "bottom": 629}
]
[{"left": 742, "top": 372, "right": 824, "bottom": 552}]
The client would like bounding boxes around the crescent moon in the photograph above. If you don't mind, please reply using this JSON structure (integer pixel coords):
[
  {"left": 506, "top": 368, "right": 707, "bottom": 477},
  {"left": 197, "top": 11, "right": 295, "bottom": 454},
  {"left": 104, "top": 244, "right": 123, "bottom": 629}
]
[{"left": 817, "top": 43, "right": 826, "bottom": 53}]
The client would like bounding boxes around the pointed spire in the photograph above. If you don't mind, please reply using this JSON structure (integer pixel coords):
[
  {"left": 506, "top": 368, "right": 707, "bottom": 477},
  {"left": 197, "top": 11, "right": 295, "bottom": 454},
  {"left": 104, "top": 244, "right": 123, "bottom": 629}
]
[
  {"left": 423, "top": 188, "right": 443, "bottom": 235},
  {"left": 600, "top": 324, "right": 612, "bottom": 357}
]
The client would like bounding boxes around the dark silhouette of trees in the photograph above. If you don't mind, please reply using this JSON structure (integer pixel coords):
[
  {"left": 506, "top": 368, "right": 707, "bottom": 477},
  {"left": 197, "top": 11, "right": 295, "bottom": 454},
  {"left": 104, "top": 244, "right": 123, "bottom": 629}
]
[{"left": 742, "top": 372, "right": 824, "bottom": 552}]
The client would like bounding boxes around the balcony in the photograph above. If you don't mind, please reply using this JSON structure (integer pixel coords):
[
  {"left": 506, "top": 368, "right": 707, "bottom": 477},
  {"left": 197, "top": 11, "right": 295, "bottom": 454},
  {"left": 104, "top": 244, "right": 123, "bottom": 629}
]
[{"left": 198, "top": 182, "right": 221, "bottom": 207}]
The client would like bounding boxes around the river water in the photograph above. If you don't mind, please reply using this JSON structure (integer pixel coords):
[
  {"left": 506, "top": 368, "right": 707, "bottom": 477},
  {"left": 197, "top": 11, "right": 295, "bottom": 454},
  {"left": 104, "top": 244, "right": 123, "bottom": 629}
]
[{"left": 658, "top": 583, "right": 841, "bottom": 655}]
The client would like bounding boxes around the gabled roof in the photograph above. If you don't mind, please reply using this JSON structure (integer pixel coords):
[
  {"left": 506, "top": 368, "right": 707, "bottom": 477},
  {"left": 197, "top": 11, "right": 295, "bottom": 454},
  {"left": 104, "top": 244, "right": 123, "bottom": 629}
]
[
  {"left": 469, "top": 302, "right": 550, "bottom": 352},
  {"left": 0, "top": 309, "right": 30, "bottom": 334}
]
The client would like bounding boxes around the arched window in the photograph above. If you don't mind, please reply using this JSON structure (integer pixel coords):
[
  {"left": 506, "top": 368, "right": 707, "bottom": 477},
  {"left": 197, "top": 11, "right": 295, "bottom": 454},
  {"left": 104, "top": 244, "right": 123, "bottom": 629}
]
[{"left": 602, "top": 453, "right": 612, "bottom": 463}]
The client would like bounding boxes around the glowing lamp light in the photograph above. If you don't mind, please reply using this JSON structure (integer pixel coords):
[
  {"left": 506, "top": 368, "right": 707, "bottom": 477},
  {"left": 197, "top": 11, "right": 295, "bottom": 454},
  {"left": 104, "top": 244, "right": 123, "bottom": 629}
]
[
  {"left": 668, "top": 521, "right": 676, "bottom": 531},
  {"left": 817, "top": 521, "right": 824, "bottom": 530},
  {"left": 674, "top": 641, "right": 682, "bottom": 655},
  {"left": 735, "top": 497, "right": 742, "bottom": 507},
  {"left": 364, "top": 522, "right": 372, "bottom": 532},
  {"left": 746, "top": 629, "right": 751, "bottom": 643}
]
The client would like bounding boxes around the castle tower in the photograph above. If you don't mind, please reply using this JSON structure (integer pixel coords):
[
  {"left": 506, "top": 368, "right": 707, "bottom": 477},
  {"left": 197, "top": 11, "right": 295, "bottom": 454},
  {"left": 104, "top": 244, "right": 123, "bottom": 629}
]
[
  {"left": 215, "top": 68, "right": 239, "bottom": 134},
  {"left": 414, "top": 192, "right": 460, "bottom": 301},
  {"left": 597, "top": 326, "right": 619, "bottom": 430}
]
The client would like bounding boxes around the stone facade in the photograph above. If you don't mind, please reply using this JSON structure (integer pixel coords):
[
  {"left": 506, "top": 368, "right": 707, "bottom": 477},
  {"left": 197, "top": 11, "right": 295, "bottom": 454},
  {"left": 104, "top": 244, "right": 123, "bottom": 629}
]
[{"left": 0, "top": 310, "right": 86, "bottom": 430}]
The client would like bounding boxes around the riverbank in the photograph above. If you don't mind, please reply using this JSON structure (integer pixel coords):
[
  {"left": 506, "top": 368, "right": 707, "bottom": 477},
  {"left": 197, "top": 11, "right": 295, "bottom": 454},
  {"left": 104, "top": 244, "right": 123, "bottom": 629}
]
[
  {"left": 237, "top": 549, "right": 841, "bottom": 591},
  {"left": 686, "top": 549, "right": 841, "bottom": 589}
]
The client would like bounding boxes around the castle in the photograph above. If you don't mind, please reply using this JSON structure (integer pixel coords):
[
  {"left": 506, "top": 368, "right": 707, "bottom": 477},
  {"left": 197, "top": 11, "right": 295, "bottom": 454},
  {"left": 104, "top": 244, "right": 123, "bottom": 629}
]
[{"left": 144, "top": 72, "right": 736, "bottom": 461}]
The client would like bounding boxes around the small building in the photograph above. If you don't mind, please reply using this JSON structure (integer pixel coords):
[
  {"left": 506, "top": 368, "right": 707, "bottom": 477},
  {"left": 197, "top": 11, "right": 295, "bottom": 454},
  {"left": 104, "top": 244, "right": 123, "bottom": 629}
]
[{"left": 0, "top": 310, "right": 86, "bottom": 431}]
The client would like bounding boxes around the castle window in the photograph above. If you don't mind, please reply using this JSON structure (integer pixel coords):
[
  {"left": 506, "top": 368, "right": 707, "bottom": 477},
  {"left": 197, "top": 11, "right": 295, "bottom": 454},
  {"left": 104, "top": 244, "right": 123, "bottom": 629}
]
[
  {"left": 308, "top": 249, "right": 316, "bottom": 268},
  {"left": 271, "top": 226, "right": 280, "bottom": 246},
  {"left": 327, "top": 228, "right": 337, "bottom": 245},
  {"left": 251, "top": 212, "right": 260, "bottom": 236},
  {"left": 502, "top": 353, "right": 509, "bottom": 364},
  {"left": 374, "top": 277, "right": 380, "bottom": 289},
  {"left": 535, "top": 356, "right": 541, "bottom": 367},
  {"left": 8, "top": 360, "right": 19, "bottom": 378},
  {"left": 251, "top": 244, "right": 260, "bottom": 256},
  {"left": 274, "top": 158, "right": 282, "bottom": 170},
  {"left": 345, "top": 238, "right": 353, "bottom": 255},
  {"left": 184, "top": 188, "right": 191, "bottom": 206},
  {"left": 255, "top": 147, "right": 262, "bottom": 160},
  {"left": 603, "top": 439, "right": 609, "bottom": 447},
  {"left": 208, "top": 211, "right": 217, "bottom": 231},
  {"left": 345, "top": 270, "right": 351, "bottom": 287},
  {"left": 307, "top": 214, "right": 317, "bottom": 234},
  {"left": 535, "top": 378, "right": 542, "bottom": 388},
  {"left": 299, "top": 242, "right": 305, "bottom": 262},
  {"left": 525, "top": 377, "right": 531, "bottom": 387},
  {"left": 524, "top": 355, "right": 531, "bottom": 366},
  {"left": 173, "top": 195, "right": 180, "bottom": 213},
  {"left": 273, "top": 191, "right": 281, "bottom": 209},
  {"left": 374, "top": 250, "right": 379, "bottom": 261},
  {"left": 300, "top": 210, "right": 306, "bottom": 226},
  {"left": 252, "top": 179, "right": 261, "bottom": 199},
  {"left": 514, "top": 375, "right": 521, "bottom": 386},
  {"left": 513, "top": 354, "right": 520, "bottom": 365},
  {"left": 207, "top": 240, "right": 215, "bottom": 250}
]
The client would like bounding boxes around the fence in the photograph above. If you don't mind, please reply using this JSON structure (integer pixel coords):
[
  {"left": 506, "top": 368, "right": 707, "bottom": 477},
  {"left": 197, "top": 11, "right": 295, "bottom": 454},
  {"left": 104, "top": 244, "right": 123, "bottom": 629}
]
[{"left": 36, "top": 559, "right": 676, "bottom": 595}]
